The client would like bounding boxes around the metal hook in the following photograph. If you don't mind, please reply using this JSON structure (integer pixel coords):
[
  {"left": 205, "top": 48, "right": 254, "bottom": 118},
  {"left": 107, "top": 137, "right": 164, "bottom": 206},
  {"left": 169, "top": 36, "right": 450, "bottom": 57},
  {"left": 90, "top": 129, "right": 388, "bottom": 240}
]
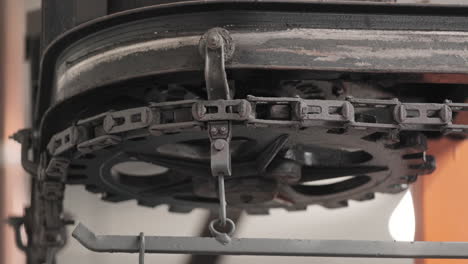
[
  {"left": 209, "top": 218, "right": 236, "bottom": 245},
  {"left": 139, "top": 232, "right": 145, "bottom": 264}
]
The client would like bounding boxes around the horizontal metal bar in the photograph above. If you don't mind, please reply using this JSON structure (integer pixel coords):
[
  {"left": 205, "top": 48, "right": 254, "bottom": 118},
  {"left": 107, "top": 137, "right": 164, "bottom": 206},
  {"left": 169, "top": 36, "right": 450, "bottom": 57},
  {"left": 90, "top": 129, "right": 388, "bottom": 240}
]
[{"left": 73, "top": 223, "right": 468, "bottom": 259}]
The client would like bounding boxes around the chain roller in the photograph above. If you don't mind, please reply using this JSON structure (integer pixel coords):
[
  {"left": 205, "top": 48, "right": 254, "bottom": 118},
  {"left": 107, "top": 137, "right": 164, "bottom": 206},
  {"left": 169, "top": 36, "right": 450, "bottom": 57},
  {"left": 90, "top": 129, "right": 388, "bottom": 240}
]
[
  {"left": 45, "top": 96, "right": 468, "bottom": 160},
  {"left": 38, "top": 95, "right": 468, "bottom": 248},
  {"left": 103, "top": 107, "right": 154, "bottom": 134}
]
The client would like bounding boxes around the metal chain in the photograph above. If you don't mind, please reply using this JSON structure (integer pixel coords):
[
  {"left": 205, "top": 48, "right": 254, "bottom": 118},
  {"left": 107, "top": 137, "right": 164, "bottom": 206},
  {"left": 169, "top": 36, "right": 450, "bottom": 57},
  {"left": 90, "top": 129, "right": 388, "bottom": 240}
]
[
  {"left": 46, "top": 96, "right": 468, "bottom": 159},
  {"left": 38, "top": 95, "right": 468, "bottom": 247}
]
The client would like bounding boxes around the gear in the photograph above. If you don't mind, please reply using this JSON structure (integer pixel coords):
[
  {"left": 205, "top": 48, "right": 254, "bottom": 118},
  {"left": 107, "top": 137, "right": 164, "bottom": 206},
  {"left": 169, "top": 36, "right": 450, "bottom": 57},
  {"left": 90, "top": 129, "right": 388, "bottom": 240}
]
[{"left": 61, "top": 97, "right": 435, "bottom": 214}]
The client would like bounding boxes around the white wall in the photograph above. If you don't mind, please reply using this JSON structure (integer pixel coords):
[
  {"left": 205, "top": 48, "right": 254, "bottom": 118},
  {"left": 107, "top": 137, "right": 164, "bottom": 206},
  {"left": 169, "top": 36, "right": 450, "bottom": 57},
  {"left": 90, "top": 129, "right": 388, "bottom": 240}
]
[{"left": 58, "top": 186, "right": 411, "bottom": 264}]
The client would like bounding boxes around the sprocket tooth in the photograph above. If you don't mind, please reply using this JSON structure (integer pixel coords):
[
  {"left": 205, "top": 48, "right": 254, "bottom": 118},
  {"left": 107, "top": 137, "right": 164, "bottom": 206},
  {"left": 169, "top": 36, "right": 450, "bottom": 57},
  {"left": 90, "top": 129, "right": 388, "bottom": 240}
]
[
  {"left": 403, "top": 175, "right": 418, "bottom": 184},
  {"left": 101, "top": 193, "right": 130, "bottom": 203},
  {"left": 402, "top": 152, "right": 426, "bottom": 160},
  {"left": 361, "top": 132, "right": 388, "bottom": 142},
  {"left": 408, "top": 155, "right": 436, "bottom": 175},
  {"left": 384, "top": 183, "right": 409, "bottom": 194},
  {"left": 388, "top": 132, "right": 427, "bottom": 152},
  {"left": 402, "top": 152, "right": 435, "bottom": 175},
  {"left": 245, "top": 208, "right": 270, "bottom": 215},
  {"left": 85, "top": 184, "right": 102, "bottom": 194},
  {"left": 285, "top": 205, "right": 308, "bottom": 212},
  {"left": 352, "top": 193, "right": 375, "bottom": 202},
  {"left": 322, "top": 200, "right": 348, "bottom": 209},
  {"left": 168, "top": 205, "right": 194, "bottom": 214},
  {"left": 66, "top": 174, "right": 88, "bottom": 184},
  {"left": 136, "top": 200, "right": 159, "bottom": 208}
]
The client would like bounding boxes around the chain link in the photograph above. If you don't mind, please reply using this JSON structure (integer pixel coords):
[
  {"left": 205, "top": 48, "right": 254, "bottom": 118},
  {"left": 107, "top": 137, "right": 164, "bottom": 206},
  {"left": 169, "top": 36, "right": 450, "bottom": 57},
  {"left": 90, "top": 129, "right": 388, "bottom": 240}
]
[
  {"left": 46, "top": 96, "right": 468, "bottom": 159},
  {"left": 35, "top": 95, "right": 468, "bottom": 249}
]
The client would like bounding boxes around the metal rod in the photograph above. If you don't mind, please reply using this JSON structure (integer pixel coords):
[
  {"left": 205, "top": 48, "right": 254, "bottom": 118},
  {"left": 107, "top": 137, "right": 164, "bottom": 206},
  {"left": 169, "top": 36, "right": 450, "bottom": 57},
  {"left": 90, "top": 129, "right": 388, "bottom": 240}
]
[
  {"left": 217, "top": 175, "right": 227, "bottom": 226},
  {"left": 139, "top": 232, "right": 145, "bottom": 264},
  {"left": 72, "top": 223, "right": 468, "bottom": 259}
]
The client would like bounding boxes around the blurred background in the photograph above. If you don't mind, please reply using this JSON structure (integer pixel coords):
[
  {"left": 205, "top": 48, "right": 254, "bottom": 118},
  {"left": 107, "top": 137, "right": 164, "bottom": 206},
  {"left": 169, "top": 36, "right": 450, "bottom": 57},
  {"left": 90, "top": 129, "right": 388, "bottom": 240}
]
[{"left": 1, "top": 1, "right": 468, "bottom": 264}]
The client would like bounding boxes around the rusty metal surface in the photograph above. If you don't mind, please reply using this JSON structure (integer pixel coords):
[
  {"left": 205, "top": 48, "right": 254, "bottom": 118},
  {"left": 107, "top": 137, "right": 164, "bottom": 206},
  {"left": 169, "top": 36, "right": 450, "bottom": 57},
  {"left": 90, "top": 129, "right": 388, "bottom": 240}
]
[
  {"left": 10, "top": 2, "right": 468, "bottom": 263},
  {"left": 35, "top": 0, "right": 468, "bottom": 129},
  {"left": 54, "top": 28, "right": 468, "bottom": 105},
  {"left": 32, "top": 95, "right": 468, "bottom": 214}
]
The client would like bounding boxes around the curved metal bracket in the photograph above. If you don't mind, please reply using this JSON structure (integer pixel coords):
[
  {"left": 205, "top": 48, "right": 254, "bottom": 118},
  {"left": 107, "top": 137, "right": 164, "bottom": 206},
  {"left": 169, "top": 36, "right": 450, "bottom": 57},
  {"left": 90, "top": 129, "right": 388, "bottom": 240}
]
[
  {"left": 7, "top": 217, "right": 27, "bottom": 252},
  {"left": 200, "top": 28, "right": 235, "bottom": 179},
  {"left": 199, "top": 27, "right": 234, "bottom": 101}
]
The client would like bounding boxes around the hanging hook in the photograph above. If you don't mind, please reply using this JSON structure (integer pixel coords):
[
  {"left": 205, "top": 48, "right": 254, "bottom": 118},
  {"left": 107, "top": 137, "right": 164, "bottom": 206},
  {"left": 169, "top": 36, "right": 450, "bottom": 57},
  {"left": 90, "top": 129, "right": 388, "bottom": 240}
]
[
  {"left": 209, "top": 218, "right": 236, "bottom": 245},
  {"left": 209, "top": 174, "right": 236, "bottom": 245}
]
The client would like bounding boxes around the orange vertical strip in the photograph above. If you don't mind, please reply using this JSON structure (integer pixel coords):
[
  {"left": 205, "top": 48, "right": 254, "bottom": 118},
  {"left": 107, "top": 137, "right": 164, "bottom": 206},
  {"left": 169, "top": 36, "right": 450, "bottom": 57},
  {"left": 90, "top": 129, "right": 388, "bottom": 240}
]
[
  {"left": 0, "top": 0, "right": 27, "bottom": 263},
  {"left": 413, "top": 112, "right": 468, "bottom": 264}
]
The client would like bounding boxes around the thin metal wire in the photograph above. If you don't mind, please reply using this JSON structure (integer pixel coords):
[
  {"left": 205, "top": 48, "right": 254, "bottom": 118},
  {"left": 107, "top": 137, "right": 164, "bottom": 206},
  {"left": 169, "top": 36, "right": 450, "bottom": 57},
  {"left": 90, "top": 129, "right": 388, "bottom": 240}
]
[{"left": 217, "top": 175, "right": 227, "bottom": 226}]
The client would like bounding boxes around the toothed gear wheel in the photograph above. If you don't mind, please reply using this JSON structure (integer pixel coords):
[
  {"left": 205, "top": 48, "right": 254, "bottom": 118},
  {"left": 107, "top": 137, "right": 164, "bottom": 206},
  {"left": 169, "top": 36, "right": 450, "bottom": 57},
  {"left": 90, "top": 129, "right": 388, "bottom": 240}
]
[{"left": 65, "top": 118, "right": 434, "bottom": 214}]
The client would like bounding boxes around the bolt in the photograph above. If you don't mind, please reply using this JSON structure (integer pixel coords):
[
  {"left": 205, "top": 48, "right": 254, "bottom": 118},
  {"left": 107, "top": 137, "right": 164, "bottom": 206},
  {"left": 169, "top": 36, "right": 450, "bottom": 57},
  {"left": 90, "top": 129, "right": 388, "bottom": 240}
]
[
  {"left": 195, "top": 103, "right": 206, "bottom": 118},
  {"left": 238, "top": 101, "right": 249, "bottom": 118},
  {"left": 395, "top": 105, "right": 407, "bottom": 123},
  {"left": 206, "top": 32, "right": 222, "bottom": 49},
  {"left": 213, "top": 139, "right": 226, "bottom": 151},
  {"left": 210, "top": 127, "right": 218, "bottom": 135},
  {"left": 220, "top": 126, "right": 228, "bottom": 135},
  {"left": 103, "top": 115, "right": 116, "bottom": 132}
]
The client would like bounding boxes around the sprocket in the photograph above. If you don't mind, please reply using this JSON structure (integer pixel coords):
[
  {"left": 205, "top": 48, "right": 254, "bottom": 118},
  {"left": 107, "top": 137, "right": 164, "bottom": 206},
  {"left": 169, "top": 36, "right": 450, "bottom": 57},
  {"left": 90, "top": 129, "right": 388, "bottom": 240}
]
[{"left": 64, "top": 110, "right": 434, "bottom": 214}]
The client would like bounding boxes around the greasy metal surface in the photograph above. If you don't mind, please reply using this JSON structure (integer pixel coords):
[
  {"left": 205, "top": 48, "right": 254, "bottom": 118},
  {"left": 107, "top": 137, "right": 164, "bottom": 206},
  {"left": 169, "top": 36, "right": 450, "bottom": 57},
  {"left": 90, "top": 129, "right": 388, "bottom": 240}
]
[
  {"left": 19, "top": 2, "right": 468, "bottom": 263},
  {"left": 36, "top": 0, "right": 468, "bottom": 129},
  {"left": 72, "top": 223, "right": 468, "bottom": 259},
  {"left": 201, "top": 28, "right": 235, "bottom": 243},
  {"left": 201, "top": 28, "right": 234, "bottom": 178},
  {"left": 55, "top": 29, "right": 468, "bottom": 103},
  {"left": 37, "top": 95, "right": 468, "bottom": 212},
  {"left": 200, "top": 27, "right": 234, "bottom": 101}
]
